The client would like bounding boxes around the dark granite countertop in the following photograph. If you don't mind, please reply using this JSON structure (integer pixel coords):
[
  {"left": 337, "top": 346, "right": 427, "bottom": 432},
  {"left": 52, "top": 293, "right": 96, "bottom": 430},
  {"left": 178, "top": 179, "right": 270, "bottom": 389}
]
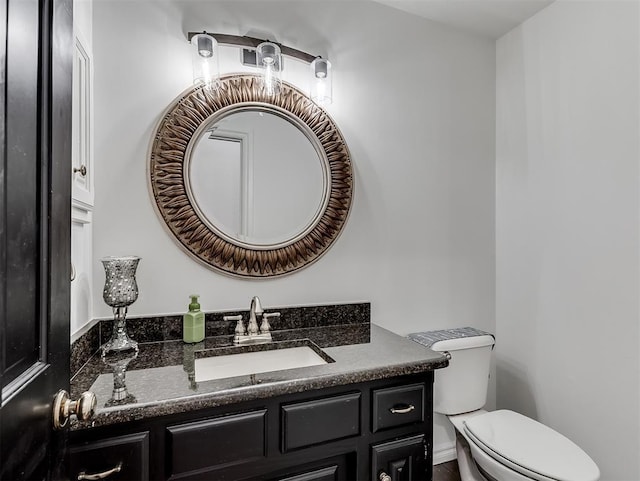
[{"left": 71, "top": 322, "right": 447, "bottom": 431}]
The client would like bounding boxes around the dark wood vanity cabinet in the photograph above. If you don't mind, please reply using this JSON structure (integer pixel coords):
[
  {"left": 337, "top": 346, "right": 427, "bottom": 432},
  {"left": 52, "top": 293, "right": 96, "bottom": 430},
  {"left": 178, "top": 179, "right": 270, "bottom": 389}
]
[{"left": 69, "top": 373, "right": 434, "bottom": 481}]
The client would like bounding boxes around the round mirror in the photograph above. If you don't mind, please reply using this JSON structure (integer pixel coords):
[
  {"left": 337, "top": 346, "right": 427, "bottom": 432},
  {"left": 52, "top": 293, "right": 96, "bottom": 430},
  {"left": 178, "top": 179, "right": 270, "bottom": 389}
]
[
  {"left": 186, "top": 107, "right": 327, "bottom": 247},
  {"left": 149, "top": 74, "right": 353, "bottom": 277}
]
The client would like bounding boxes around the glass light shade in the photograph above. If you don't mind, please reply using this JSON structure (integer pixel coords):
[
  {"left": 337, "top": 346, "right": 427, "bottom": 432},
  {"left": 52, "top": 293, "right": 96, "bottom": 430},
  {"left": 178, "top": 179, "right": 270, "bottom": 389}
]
[
  {"left": 191, "top": 33, "right": 219, "bottom": 88},
  {"left": 310, "top": 57, "right": 332, "bottom": 105},
  {"left": 256, "top": 41, "right": 282, "bottom": 96}
]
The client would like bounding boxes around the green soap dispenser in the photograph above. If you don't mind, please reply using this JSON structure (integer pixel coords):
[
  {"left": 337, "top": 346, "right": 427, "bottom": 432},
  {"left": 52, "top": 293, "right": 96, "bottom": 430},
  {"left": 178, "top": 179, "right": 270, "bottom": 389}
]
[{"left": 183, "top": 295, "right": 205, "bottom": 343}]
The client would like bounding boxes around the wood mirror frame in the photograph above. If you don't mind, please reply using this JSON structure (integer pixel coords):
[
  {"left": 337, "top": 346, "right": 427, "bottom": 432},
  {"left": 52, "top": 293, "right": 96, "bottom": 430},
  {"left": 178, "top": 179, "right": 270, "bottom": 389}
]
[{"left": 149, "top": 74, "right": 353, "bottom": 278}]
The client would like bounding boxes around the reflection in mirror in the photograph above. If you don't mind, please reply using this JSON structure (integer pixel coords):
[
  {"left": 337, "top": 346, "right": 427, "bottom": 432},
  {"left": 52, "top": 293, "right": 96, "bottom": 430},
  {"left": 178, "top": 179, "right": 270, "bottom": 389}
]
[{"left": 188, "top": 110, "right": 325, "bottom": 246}]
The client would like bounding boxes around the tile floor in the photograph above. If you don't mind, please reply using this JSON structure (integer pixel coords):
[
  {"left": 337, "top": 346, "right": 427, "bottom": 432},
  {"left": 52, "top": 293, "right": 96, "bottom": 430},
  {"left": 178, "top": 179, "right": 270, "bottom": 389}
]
[{"left": 433, "top": 460, "right": 461, "bottom": 481}]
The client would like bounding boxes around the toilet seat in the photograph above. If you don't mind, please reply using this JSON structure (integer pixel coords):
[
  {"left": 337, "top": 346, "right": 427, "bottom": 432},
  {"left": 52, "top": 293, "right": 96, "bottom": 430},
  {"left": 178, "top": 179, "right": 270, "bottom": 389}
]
[{"left": 463, "top": 410, "right": 600, "bottom": 481}]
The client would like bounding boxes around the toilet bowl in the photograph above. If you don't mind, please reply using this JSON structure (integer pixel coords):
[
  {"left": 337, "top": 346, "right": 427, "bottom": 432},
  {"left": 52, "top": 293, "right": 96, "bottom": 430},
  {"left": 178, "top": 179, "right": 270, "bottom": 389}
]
[{"left": 408, "top": 329, "right": 600, "bottom": 481}]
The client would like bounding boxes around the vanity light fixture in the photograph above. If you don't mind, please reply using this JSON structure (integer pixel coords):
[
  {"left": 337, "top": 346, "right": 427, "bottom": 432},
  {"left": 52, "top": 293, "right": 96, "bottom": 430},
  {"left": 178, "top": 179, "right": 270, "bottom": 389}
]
[
  {"left": 190, "top": 32, "right": 220, "bottom": 88},
  {"left": 187, "top": 32, "right": 332, "bottom": 104},
  {"left": 310, "top": 57, "right": 332, "bottom": 105}
]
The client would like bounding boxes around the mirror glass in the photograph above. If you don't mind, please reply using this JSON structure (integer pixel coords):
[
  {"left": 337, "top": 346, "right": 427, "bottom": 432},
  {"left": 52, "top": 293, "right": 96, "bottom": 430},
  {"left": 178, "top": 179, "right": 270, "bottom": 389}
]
[{"left": 187, "top": 109, "right": 326, "bottom": 246}]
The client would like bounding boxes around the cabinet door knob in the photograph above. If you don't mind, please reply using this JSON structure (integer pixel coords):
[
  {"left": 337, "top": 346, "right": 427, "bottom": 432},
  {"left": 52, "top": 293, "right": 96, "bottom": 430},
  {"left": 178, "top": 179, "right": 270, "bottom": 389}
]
[
  {"left": 379, "top": 471, "right": 392, "bottom": 481},
  {"left": 52, "top": 390, "right": 96, "bottom": 430},
  {"left": 389, "top": 404, "right": 415, "bottom": 414},
  {"left": 77, "top": 462, "right": 122, "bottom": 480},
  {"left": 73, "top": 164, "right": 87, "bottom": 177}
]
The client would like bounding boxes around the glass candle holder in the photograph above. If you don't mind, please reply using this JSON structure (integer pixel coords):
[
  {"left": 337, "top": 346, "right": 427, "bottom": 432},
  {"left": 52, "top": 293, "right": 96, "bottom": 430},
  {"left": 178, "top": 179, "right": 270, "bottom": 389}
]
[{"left": 101, "top": 256, "right": 140, "bottom": 355}]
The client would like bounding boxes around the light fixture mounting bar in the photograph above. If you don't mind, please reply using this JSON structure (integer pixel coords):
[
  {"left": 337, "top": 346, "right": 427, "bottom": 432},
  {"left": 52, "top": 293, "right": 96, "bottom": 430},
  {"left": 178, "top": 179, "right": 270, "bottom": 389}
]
[{"left": 187, "top": 32, "right": 318, "bottom": 64}]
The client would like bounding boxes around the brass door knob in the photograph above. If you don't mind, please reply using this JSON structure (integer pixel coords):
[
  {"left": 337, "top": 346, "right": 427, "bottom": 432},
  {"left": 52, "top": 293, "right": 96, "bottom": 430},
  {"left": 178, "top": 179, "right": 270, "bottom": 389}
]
[
  {"left": 52, "top": 390, "right": 96, "bottom": 430},
  {"left": 379, "top": 472, "right": 392, "bottom": 481}
]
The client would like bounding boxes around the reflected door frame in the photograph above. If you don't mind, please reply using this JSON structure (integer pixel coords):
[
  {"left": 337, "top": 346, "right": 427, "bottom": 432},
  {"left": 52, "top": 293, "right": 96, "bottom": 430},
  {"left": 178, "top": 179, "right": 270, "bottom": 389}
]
[{"left": 208, "top": 128, "right": 254, "bottom": 240}]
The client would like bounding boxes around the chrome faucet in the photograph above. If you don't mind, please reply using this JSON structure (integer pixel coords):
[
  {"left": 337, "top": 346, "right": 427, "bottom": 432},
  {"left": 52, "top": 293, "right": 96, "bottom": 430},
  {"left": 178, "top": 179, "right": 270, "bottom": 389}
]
[
  {"left": 247, "top": 296, "right": 263, "bottom": 336},
  {"left": 224, "top": 297, "right": 280, "bottom": 345}
]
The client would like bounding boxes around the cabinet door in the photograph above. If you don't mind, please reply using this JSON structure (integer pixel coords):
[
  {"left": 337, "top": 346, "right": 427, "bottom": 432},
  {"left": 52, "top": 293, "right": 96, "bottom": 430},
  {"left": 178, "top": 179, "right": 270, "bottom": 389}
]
[
  {"left": 71, "top": 31, "right": 93, "bottom": 207},
  {"left": 371, "top": 434, "right": 429, "bottom": 481},
  {"left": 70, "top": 205, "right": 93, "bottom": 341}
]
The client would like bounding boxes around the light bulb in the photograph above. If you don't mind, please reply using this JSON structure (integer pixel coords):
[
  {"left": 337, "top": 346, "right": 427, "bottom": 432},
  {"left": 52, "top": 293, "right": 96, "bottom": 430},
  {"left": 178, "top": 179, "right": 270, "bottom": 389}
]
[
  {"left": 264, "top": 64, "right": 275, "bottom": 96},
  {"left": 197, "top": 35, "right": 213, "bottom": 58},
  {"left": 315, "top": 78, "right": 326, "bottom": 104},
  {"left": 257, "top": 42, "right": 282, "bottom": 96}
]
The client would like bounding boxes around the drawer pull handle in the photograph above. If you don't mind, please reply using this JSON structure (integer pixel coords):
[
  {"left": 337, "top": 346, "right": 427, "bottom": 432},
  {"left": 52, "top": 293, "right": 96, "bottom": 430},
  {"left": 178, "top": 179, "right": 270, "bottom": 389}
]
[
  {"left": 389, "top": 404, "right": 415, "bottom": 414},
  {"left": 77, "top": 462, "right": 122, "bottom": 480}
]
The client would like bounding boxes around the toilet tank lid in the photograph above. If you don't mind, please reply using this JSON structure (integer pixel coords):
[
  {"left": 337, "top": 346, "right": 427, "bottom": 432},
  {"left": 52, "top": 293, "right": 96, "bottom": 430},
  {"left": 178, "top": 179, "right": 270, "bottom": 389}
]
[{"left": 408, "top": 327, "right": 495, "bottom": 351}]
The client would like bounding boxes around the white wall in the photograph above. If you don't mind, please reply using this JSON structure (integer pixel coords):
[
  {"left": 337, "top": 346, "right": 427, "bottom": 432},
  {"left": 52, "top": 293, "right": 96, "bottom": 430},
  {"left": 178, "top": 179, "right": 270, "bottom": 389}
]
[
  {"left": 496, "top": 2, "right": 640, "bottom": 480},
  {"left": 91, "top": 0, "right": 495, "bottom": 460}
]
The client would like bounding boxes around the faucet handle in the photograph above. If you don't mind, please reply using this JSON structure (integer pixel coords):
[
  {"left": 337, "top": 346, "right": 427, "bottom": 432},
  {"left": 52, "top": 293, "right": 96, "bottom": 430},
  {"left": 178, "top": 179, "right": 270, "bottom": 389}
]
[
  {"left": 223, "top": 315, "right": 245, "bottom": 337},
  {"left": 260, "top": 312, "right": 280, "bottom": 334}
]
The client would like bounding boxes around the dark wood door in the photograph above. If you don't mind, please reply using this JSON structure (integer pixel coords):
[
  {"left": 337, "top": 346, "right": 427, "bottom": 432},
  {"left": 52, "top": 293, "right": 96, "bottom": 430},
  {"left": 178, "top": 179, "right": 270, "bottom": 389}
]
[{"left": 0, "top": 0, "right": 73, "bottom": 478}]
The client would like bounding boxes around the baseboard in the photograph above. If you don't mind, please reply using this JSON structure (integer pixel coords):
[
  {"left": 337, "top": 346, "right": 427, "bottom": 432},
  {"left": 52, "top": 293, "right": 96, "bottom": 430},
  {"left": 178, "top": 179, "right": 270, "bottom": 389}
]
[{"left": 433, "top": 442, "right": 457, "bottom": 465}]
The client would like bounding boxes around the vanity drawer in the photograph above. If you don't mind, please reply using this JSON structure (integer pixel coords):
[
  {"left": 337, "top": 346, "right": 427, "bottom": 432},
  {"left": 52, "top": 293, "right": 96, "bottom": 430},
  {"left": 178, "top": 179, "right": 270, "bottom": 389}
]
[
  {"left": 281, "top": 392, "right": 361, "bottom": 451},
  {"left": 166, "top": 409, "right": 267, "bottom": 477},
  {"left": 372, "top": 383, "right": 425, "bottom": 432},
  {"left": 69, "top": 431, "right": 149, "bottom": 481}
]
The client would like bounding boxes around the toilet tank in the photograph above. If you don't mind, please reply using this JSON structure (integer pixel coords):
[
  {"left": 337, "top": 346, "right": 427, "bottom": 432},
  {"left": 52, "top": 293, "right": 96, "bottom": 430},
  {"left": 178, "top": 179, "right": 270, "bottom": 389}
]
[{"left": 430, "top": 335, "right": 495, "bottom": 415}]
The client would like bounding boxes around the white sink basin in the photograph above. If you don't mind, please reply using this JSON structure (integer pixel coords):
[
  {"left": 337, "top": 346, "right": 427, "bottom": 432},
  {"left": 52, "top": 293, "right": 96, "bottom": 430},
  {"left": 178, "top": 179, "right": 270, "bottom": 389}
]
[{"left": 194, "top": 345, "right": 329, "bottom": 382}]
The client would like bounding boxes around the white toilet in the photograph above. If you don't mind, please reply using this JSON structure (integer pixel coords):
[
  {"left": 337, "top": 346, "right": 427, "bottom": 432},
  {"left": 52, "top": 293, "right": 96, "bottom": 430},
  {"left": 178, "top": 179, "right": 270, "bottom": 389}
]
[{"left": 410, "top": 330, "right": 600, "bottom": 481}]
